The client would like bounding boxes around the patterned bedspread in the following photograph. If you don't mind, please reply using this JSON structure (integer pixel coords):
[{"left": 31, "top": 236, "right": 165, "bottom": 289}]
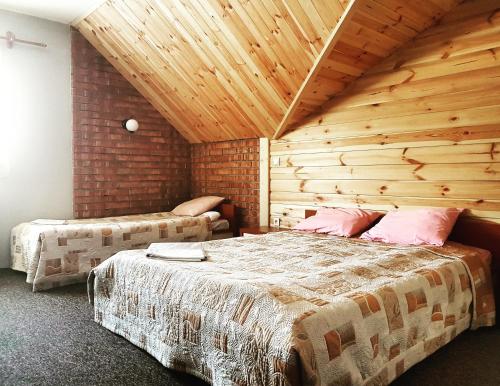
[
  {"left": 11, "top": 212, "right": 211, "bottom": 291},
  {"left": 89, "top": 231, "right": 495, "bottom": 386}
]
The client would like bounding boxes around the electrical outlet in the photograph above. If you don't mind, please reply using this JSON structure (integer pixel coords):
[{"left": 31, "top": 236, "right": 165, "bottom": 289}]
[
  {"left": 273, "top": 218, "right": 280, "bottom": 228},
  {"left": 272, "top": 156, "right": 280, "bottom": 166}
]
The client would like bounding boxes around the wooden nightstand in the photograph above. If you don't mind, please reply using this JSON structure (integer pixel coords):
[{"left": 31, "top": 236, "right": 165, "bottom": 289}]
[{"left": 239, "top": 226, "right": 283, "bottom": 237}]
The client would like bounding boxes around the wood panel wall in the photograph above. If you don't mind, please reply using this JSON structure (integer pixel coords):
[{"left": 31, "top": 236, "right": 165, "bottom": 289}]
[{"left": 270, "top": 0, "right": 500, "bottom": 228}]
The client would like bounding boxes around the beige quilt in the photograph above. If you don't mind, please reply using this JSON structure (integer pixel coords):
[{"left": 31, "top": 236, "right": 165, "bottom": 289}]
[
  {"left": 88, "top": 231, "right": 495, "bottom": 386},
  {"left": 11, "top": 212, "right": 211, "bottom": 291}
]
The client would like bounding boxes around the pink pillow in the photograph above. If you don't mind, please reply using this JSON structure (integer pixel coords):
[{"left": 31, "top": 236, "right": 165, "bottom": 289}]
[
  {"left": 360, "top": 207, "right": 463, "bottom": 246},
  {"left": 172, "top": 196, "right": 225, "bottom": 216},
  {"left": 293, "top": 207, "right": 382, "bottom": 237}
]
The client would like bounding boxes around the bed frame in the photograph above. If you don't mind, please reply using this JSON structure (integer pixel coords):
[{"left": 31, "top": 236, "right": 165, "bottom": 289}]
[
  {"left": 215, "top": 203, "right": 239, "bottom": 237},
  {"left": 304, "top": 209, "right": 500, "bottom": 314},
  {"left": 449, "top": 218, "right": 500, "bottom": 313}
]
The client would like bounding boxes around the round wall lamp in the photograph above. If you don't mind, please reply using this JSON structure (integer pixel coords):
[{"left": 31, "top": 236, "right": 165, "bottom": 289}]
[{"left": 122, "top": 118, "right": 139, "bottom": 133}]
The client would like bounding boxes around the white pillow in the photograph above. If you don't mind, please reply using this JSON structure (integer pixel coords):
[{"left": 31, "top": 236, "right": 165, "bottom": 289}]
[{"left": 200, "top": 211, "right": 221, "bottom": 222}]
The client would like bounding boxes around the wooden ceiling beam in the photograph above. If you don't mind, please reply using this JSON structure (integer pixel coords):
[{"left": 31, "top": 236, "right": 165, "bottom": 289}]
[{"left": 272, "top": 0, "right": 361, "bottom": 140}]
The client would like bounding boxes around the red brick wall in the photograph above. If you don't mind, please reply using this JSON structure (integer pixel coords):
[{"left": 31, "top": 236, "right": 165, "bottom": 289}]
[
  {"left": 191, "top": 139, "right": 260, "bottom": 227},
  {"left": 72, "top": 29, "right": 191, "bottom": 218}
]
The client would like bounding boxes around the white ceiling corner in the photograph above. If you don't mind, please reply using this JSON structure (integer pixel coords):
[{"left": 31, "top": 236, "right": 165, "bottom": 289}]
[{"left": 0, "top": 0, "right": 105, "bottom": 24}]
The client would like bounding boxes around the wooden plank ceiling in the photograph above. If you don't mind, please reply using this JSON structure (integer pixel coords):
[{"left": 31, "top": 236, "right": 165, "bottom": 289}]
[
  {"left": 75, "top": 0, "right": 462, "bottom": 143},
  {"left": 273, "top": 0, "right": 465, "bottom": 138}
]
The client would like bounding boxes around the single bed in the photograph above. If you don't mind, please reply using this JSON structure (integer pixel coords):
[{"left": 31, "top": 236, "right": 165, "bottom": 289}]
[
  {"left": 11, "top": 203, "right": 238, "bottom": 291},
  {"left": 88, "top": 229, "right": 496, "bottom": 386}
]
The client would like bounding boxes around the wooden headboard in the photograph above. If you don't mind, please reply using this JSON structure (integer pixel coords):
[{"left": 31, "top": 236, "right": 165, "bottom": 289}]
[
  {"left": 304, "top": 209, "right": 319, "bottom": 219},
  {"left": 216, "top": 203, "right": 239, "bottom": 237},
  {"left": 448, "top": 218, "right": 500, "bottom": 306},
  {"left": 305, "top": 209, "right": 500, "bottom": 310}
]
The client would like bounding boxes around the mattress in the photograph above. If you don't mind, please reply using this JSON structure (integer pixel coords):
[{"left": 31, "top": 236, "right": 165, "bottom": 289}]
[
  {"left": 211, "top": 218, "right": 230, "bottom": 232},
  {"left": 88, "top": 231, "right": 495, "bottom": 386},
  {"left": 11, "top": 212, "right": 212, "bottom": 291}
]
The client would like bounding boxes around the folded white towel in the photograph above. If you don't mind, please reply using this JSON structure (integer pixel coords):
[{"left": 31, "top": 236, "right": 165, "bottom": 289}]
[{"left": 146, "top": 242, "right": 206, "bottom": 261}]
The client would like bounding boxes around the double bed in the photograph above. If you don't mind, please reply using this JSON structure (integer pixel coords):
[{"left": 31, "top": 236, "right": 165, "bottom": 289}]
[
  {"left": 11, "top": 203, "right": 237, "bottom": 291},
  {"left": 88, "top": 229, "right": 496, "bottom": 385}
]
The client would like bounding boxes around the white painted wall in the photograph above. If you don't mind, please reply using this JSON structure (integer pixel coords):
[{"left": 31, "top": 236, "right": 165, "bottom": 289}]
[{"left": 0, "top": 10, "right": 72, "bottom": 267}]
